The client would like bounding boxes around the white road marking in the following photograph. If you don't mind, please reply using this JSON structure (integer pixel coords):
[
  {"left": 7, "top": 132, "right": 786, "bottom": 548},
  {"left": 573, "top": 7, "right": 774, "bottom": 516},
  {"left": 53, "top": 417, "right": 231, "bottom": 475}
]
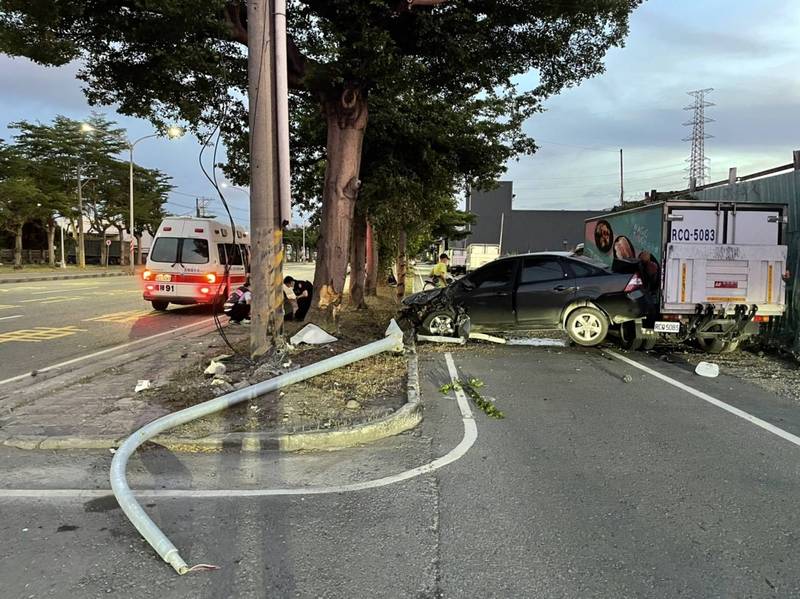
[
  {"left": 0, "top": 318, "right": 215, "bottom": 387},
  {"left": 0, "top": 353, "right": 478, "bottom": 499},
  {"left": 607, "top": 349, "right": 800, "bottom": 449},
  {"left": 0, "top": 315, "right": 23, "bottom": 322}
]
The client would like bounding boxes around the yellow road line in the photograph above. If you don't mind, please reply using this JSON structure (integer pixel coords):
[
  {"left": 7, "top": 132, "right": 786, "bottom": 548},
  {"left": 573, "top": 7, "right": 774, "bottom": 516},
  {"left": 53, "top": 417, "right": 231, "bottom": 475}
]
[
  {"left": 0, "top": 305, "right": 21, "bottom": 310},
  {"left": 0, "top": 326, "right": 86, "bottom": 344},
  {"left": 84, "top": 309, "right": 164, "bottom": 324}
]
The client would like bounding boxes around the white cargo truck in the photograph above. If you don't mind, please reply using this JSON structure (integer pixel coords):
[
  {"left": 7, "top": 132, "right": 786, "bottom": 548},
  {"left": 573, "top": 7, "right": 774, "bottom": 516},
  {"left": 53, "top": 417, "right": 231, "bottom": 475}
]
[
  {"left": 466, "top": 243, "right": 500, "bottom": 272},
  {"left": 585, "top": 200, "right": 789, "bottom": 352}
]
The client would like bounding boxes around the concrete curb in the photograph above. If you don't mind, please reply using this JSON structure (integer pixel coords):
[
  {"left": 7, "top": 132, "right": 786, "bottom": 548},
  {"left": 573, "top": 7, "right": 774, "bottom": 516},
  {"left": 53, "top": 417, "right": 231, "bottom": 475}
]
[
  {"left": 0, "top": 271, "right": 132, "bottom": 285},
  {"left": 2, "top": 350, "right": 423, "bottom": 453}
]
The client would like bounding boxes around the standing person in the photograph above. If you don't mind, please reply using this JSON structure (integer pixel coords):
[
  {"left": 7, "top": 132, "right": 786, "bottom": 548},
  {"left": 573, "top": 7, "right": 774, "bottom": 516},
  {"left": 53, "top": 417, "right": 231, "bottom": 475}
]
[
  {"left": 430, "top": 253, "right": 450, "bottom": 288},
  {"left": 284, "top": 276, "right": 314, "bottom": 321},
  {"left": 224, "top": 277, "right": 251, "bottom": 324}
]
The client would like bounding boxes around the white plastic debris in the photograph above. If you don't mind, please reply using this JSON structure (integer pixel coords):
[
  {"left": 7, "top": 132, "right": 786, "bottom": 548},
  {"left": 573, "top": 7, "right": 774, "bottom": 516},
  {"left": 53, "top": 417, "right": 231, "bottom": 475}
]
[
  {"left": 469, "top": 332, "right": 507, "bottom": 344},
  {"left": 290, "top": 324, "right": 338, "bottom": 346},
  {"left": 506, "top": 338, "right": 567, "bottom": 347},
  {"left": 695, "top": 361, "right": 720, "bottom": 378},
  {"left": 204, "top": 360, "right": 227, "bottom": 377},
  {"left": 134, "top": 379, "right": 152, "bottom": 393},
  {"left": 417, "top": 334, "right": 467, "bottom": 345}
]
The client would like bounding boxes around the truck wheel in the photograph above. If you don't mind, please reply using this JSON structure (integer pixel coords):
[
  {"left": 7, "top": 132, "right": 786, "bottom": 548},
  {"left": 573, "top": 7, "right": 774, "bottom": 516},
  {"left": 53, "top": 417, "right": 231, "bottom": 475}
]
[
  {"left": 566, "top": 307, "right": 609, "bottom": 347},
  {"left": 721, "top": 339, "right": 741, "bottom": 353},
  {"left": 642, "top": 336, "right": 657, "bottom": 351},
  {"left": 697, "top": 337, "right": 726, "bottom": 353},
  {"left": 619, "top": 321, "right": 642, "bottom": 351},
  {"left": 151, "top": 300, "right": 169, "bottom": 311},
  {"left": 422, "top": 310, "right": 457, "bottom": 337}
]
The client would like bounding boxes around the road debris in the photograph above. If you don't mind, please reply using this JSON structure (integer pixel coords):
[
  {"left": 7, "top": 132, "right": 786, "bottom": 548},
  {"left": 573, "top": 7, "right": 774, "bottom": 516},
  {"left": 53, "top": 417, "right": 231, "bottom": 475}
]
[
  {"left": 290, "top": 324, "right": 338, "bottom": 346},
  {"left": 622, "top": 374, "right": 633, "bottom": 383},
  {"left": 417, "top": 334, "right": 467, "bottom": 345},
  {"left": 204, "top": 360, "right": 226, "bottom": 377},
  {"left": 695, "top": 361, "right": 720, "bottom": 378},
  {"left": 134, "top": 379, "right": 151, "bottom": 393}
]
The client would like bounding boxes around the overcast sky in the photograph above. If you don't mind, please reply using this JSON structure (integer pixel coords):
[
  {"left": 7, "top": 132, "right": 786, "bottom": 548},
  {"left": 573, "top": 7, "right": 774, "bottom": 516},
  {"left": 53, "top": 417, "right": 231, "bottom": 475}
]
[{"left": 1, "top": 0, "right": 798, "bottom": 221}]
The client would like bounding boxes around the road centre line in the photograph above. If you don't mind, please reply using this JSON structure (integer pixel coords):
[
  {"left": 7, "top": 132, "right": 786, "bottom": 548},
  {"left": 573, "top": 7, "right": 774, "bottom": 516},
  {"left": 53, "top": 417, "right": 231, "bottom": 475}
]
[
  {"left": 607, "top": 349, "right": 800, "bottom": 450},
  {"left": 0, "top": 353, "right": 478, "bottom": 499},
  {"left": 0, "top": 317, "right": 215, "bottom": 387},
  {"left": 0, "top": 315, "right": 22, "bottom": 321}
]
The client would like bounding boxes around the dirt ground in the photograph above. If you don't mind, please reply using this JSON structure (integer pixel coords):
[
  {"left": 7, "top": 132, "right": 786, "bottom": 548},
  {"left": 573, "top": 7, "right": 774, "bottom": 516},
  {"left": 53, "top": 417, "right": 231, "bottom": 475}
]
[{"left": 147, "top": 288, "right": 409, "bottom": 438}]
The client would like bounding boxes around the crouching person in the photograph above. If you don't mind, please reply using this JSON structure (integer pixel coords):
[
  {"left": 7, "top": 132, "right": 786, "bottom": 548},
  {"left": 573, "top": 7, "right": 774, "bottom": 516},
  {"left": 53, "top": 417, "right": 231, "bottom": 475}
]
[
  {"left": 283, "top": 276, "right": 314, "bottom": 321},
  {"left": 224, "top": 278, "right": 251, "bottom": 323}
]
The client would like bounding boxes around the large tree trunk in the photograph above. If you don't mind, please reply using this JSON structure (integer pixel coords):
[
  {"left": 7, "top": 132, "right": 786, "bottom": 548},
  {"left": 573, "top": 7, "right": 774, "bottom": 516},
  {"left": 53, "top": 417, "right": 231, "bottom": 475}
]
[
  {"left": 135, "top": 234, "right": 143, "bottom": 265},
  {"left": 312, "top": 87, "right": 368, "bottom": 313},
  {"left": 349, "top": 209, "right": 368, "bottom": 309},
  {"left": 47, "top": 219, "right": 56, "bottom": 267},
  {"left": 396, "top": 230, "right": 407, "bottom": 302},
  {"left": 13, "top": 224, "right": 23, "bottom": 269},
  {"left": 365, "top": 220, "right": 378, "bottom": 297}
]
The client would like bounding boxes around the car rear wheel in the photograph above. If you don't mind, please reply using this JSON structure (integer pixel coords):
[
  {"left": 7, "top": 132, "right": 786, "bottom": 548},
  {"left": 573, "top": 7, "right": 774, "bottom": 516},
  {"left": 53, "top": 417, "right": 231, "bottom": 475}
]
[
  {"left": 566, "top": 307, "right": 609, "bottom": 347},
  {"left": 151, "top": 300, "right": 169, "bottom": 311},
  {"left": 422, "top": 310, "right": 457, "bottom": 337}
]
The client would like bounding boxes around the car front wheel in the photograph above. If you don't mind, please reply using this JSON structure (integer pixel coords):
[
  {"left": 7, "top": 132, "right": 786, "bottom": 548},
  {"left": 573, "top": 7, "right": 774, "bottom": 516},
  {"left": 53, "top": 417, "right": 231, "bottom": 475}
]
[
  {"left": 566, "top": 307, "right": 609, "bottom": 347},
  {"left": 422, "top": 310, "right": 457, "bottom": 337}
]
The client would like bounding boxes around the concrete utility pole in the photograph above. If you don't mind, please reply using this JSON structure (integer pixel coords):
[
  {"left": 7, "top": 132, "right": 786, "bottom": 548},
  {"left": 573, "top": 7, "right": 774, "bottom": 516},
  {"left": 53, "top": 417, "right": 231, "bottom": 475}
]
[
  {"left": 248, "top": 0, "right": 283, "bottom": 358},
  {"left": 619, "top": 148, "right": 624, "bottom": 206}
]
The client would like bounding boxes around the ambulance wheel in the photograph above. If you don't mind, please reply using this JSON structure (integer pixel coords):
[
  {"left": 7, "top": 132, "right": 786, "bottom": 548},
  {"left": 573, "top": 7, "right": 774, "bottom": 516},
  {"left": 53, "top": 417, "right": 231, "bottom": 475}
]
[{"left": 151, "top": 300, "right": 169, "bottom": 311}]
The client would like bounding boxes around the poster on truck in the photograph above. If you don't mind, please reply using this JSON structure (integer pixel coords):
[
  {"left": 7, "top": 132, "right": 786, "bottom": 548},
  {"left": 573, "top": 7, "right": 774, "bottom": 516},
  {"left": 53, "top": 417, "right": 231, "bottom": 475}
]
[{"left": 584, "top": 205, "right": 663, "bottom": 268}]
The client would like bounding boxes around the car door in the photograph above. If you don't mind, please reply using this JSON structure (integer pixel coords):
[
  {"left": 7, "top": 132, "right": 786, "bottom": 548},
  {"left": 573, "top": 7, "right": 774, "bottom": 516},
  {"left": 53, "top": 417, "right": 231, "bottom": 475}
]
[
  {"left": 515, "top": 256, "right": 575, "bottom": 327},
  {"left": 455, "top": 258, "right": 518, "bottom": 330}
]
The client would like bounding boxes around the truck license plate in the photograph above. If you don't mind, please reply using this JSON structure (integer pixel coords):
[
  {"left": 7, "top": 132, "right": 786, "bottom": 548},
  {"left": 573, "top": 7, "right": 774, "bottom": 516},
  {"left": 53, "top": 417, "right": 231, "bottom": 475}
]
[{"left": 654, "top": 321, "right": 680, "bottom": 333}]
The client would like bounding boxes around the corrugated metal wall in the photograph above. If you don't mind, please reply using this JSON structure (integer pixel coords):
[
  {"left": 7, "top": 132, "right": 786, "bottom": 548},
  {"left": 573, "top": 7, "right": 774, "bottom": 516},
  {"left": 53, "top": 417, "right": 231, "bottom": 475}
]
[{"left": 690, "top": 170, "right": 800, "bottom": 351}]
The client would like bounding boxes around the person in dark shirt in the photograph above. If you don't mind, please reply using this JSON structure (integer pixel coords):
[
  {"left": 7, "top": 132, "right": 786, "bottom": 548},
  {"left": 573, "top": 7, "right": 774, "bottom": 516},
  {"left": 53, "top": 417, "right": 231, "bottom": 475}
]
[{"left": 284, "top": 276, "right": 314, "bottom": 321}]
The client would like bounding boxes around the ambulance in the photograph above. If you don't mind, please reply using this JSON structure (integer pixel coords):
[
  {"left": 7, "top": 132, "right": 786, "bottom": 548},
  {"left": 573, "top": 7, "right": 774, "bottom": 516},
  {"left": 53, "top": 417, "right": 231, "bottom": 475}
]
[{"left": 142, "top": 217, "right": 250, "bottom": 311}]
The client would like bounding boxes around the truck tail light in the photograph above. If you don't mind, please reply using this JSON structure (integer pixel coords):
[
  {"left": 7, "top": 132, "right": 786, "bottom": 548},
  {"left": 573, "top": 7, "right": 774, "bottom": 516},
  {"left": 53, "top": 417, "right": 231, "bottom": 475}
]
[
  {"left": 753, "top": 315, "right": 770, "bottom": 323},
  {"left": 142, "top": 270, "right": 152, "bottom": 280},
  {"left": 624, "top": 273, "right": 643, "bottom": 293}
]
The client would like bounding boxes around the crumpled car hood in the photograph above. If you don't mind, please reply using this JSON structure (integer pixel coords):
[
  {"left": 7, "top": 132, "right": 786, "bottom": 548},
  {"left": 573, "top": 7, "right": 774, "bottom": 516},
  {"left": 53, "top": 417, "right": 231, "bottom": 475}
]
[{"left": 402, "top": 288, "right": 444, "bottom": 306}]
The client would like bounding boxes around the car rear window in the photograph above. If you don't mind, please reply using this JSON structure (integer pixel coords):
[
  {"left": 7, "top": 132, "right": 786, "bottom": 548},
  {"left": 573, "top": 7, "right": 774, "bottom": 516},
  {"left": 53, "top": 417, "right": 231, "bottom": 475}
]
[
  {"left": 150, "top": 237, "right": 209, "bottom": 264},
  {"left": 567, "top": 259, "right": 606, "bottom": 278},
  {"left": 150, "top": 237, "right": 180, "bottom": 263}
]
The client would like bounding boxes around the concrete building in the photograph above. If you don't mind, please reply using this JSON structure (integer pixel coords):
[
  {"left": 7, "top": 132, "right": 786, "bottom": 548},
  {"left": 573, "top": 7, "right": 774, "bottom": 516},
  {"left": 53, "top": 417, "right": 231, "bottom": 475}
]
[{"left": 459, "top": 181, "right": 604, "bottom": 254}]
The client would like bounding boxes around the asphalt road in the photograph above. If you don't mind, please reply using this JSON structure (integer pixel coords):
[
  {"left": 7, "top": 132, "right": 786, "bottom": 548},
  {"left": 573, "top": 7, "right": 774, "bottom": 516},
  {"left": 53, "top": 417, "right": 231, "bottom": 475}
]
[
  {"left": 0, "top": 264, "right": 316, "bottom": 382},
  {"left": 2, "top": 342, "right": 800, "bottom": 597}
]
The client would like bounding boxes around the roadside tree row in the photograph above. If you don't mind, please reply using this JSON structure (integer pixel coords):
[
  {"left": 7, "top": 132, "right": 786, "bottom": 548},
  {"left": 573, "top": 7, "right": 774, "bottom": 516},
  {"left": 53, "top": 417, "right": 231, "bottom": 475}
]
[{"left": 0, "top": 115, "right": 172, "bottom": 268}]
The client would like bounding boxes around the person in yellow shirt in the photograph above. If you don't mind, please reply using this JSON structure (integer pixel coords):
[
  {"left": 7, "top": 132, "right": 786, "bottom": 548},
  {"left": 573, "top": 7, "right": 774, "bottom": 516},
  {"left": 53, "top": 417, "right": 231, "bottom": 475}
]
[{"left": 431, "top": 253, "right": 450, "bottom": 287}]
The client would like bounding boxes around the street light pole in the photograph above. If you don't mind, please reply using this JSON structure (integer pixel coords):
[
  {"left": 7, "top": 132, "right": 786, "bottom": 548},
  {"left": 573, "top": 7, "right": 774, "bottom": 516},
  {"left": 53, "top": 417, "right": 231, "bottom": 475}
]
[
  {"left": 128, "top": 128, "right": 183, "bottom": 274},
  {"left": 302, "top": 220, "right": 306, "bottom": 262},
  {"left": 59, "top": 220, "right": 66, "bottom": 268},
  {"left": 76, "top": 162, "right": 86, "bottom": 269}
]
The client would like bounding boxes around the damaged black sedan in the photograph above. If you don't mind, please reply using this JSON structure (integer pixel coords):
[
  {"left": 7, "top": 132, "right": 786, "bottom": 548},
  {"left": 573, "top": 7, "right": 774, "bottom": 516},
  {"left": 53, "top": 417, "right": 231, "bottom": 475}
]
[{"left": 401, "top": 253, "right": 650, "bottom": 347}]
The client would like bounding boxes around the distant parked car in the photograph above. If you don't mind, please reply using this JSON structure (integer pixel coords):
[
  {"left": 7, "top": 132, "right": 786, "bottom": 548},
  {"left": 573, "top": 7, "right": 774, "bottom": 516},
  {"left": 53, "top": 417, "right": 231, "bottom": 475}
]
[{"left": 401, "top": 252, "right": 649, "bottom": 347}]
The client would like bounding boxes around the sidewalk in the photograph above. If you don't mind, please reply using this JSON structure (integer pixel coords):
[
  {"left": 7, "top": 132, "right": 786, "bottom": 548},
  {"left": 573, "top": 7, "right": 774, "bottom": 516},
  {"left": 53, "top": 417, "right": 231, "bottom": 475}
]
[
  {"left": 0, "top": 265, "right": 134, "bottom": 284},
  {"left": 0, "top": 306, "right": 420, "bottom": 452}
]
